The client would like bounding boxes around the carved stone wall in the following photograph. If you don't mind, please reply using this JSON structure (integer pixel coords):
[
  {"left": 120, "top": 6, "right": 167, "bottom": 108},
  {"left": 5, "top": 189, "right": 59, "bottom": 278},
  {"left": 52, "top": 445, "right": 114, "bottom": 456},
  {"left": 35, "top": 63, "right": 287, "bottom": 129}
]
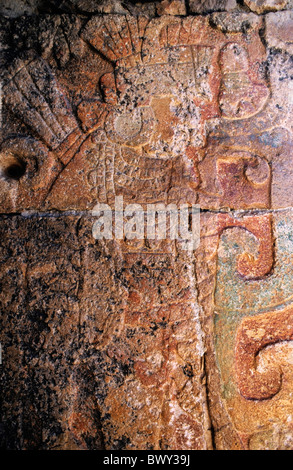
[{"left": 1, "top": 0, "right": 293, "bottom": 450}]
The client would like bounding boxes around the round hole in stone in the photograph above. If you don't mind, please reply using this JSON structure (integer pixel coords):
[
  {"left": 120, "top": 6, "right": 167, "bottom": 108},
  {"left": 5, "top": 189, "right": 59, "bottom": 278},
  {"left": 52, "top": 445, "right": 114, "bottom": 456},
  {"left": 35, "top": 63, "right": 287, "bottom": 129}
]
[{"left": 1, "top": 154, "right": 27, "bottom": 181}]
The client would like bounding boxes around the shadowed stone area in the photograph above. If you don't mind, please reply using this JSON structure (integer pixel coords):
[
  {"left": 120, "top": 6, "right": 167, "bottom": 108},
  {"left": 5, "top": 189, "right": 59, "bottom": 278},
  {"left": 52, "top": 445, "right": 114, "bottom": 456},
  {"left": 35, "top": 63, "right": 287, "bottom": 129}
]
[{"left": 1, "top": 0, "right": 293, "bottom": 450}]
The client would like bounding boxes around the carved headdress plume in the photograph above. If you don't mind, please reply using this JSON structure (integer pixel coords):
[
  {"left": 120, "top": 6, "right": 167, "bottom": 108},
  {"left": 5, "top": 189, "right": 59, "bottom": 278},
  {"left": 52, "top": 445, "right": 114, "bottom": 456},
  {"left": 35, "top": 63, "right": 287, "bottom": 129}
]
[
  {"left": 3, "top": 51, "right": 81, "bottom": 153},
  {"left": 81, "top": 15, "right": 213, "bottom": 68},
  {"left": 81, "top": 15, "right": 150, "bottom": 68}
]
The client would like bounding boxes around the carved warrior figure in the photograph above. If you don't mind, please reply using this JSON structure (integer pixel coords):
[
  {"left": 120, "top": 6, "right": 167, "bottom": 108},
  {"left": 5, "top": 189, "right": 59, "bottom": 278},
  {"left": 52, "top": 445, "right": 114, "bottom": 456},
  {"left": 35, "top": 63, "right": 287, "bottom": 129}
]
[
  {"left": 76, "top": 17, "right": 291, "bottom": 424},
  {"left": 1, "top": 14, "right": 272, "bottom": 211},
  {"left": 1, "top": 13, "right": 293, "bottom": 449}
]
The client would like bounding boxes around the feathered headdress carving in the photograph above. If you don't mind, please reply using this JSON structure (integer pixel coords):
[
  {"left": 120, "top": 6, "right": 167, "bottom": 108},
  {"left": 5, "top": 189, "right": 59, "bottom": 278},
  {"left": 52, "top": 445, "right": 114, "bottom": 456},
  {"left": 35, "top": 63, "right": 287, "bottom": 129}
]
[
  {"left": 81, "top": 15, "right": 150, "bottom": 68},
  {"left": 81, "top": 15, "right": 212, "bottom": 68},
  {"left": 3, "top": 51, "right": 82, "bottom": 154}
]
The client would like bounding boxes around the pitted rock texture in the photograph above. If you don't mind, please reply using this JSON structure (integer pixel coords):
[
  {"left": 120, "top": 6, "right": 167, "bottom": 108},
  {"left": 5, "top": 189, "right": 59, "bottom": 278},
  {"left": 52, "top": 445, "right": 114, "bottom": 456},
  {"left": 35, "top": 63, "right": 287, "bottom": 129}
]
[
  {"left": 1, "top": 4, "right": 293, "bottom": 450},
  {"left": 0, "top": 215, "right": 210, "bottom": 450}
]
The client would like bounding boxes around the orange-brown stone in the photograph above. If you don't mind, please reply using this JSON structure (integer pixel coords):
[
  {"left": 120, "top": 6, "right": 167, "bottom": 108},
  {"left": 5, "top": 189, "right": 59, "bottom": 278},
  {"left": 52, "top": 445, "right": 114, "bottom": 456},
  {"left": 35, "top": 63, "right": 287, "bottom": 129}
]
[{"left": 1, "top": 3, "right": 293, "bottom": 451}]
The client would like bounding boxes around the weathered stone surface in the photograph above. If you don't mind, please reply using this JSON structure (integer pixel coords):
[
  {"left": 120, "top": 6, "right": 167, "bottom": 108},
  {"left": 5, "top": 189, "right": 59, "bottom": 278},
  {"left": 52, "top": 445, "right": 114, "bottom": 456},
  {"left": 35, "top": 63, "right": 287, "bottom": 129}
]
[
  {"left": 71, "top": 0, "right": 132, "bottom": 14},
  {"left": 243, "top": 0, "right": 289, "bottom": 14},
  {"left": 1, "top": 4, "right": 293, "bottom": 451},
  {"left": 0, "top": 0, "right": 41, "bottom": 17},
  {"left": 266, "top": 11, "right": 293, "bottom": 55},
  {"left": 0, "top": 0, "right": 163, "bottom": 18},
  {"left": 1, "top": 0, "right": 291, "bottom": 18},
  {"left": 189, "top": 0, "right": 239, "bottom": 13},
  {"left": 0, "top": 215, "right": 210, "bottom": 449},
  {"left": 157, "top": 0, "right": 187, "bottom": 15}
]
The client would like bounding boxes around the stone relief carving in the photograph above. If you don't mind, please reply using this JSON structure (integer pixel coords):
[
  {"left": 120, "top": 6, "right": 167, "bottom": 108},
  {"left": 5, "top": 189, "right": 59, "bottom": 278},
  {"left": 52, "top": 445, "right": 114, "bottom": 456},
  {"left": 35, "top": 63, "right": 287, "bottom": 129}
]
[{"left": 1, "top": 8, "right": 293, "bottom": 450}]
